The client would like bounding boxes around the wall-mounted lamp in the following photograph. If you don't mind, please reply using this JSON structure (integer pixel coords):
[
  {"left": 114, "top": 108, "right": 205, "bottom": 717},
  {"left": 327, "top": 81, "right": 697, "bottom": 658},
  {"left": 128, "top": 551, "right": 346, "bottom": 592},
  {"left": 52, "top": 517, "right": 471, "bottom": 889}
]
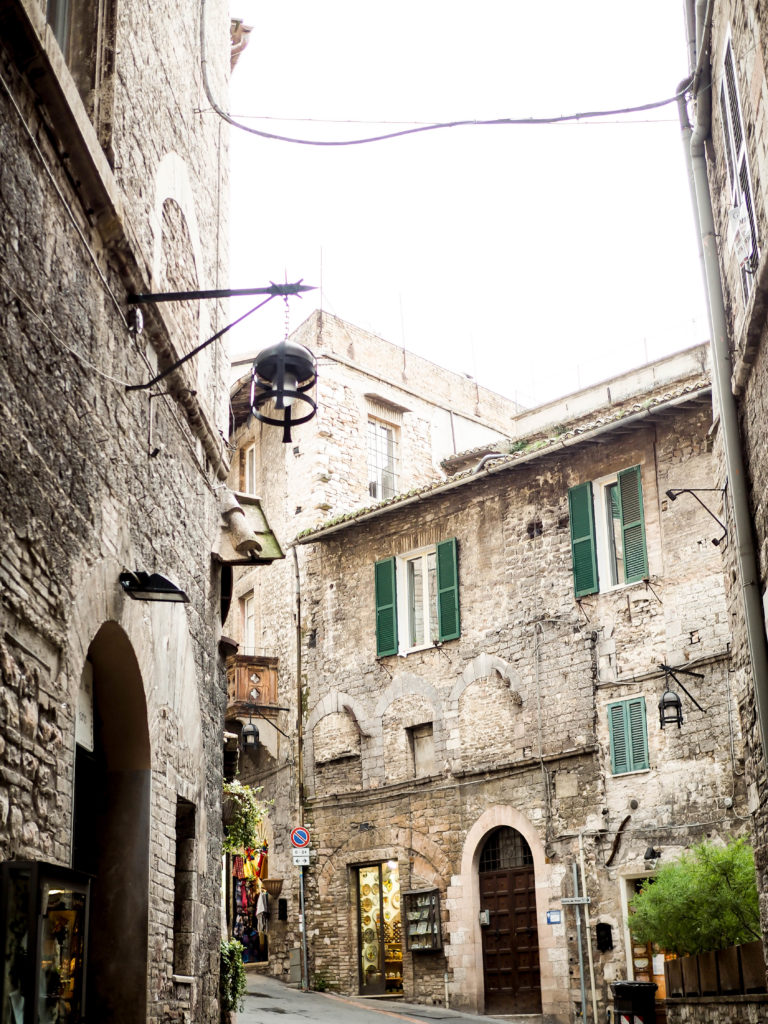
[
  {"left": 238, "top": 703, "right": 290, "bottom": 754},
  {"left": 658, "top": 663, "right": 706, "bottom": 729},
  {"left": 125, "top": 284, "right": 317, "bottom": 445},
  {"left": 665, "top": 488, "right": 727, "bottom": 546},
  {"left": 644, "top": 846, "right": 661, "bottom": 862},
  {"left": 119, "top": 570, "right": 189, "bottom": 603}
]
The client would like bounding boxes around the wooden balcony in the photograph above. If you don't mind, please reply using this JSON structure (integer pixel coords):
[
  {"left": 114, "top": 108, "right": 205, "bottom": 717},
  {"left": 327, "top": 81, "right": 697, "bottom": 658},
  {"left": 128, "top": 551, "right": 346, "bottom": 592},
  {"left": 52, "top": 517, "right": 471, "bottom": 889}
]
[{"left": 226, "top": 654, "right": 279, "bottom": 715}]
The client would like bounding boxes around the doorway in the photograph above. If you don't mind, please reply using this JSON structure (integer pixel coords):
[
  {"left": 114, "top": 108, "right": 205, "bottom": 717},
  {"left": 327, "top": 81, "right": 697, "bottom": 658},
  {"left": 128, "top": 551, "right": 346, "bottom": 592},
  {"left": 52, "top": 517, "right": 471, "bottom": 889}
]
[
  {"left": 479, "top": 827, "right": 542, "bottom": 1014},
  {"left": 356, "top": 861, "right": 402, "bottom": 996},
  {"left": 73, "top": 623, "right": 151, "bottom": 1024}
]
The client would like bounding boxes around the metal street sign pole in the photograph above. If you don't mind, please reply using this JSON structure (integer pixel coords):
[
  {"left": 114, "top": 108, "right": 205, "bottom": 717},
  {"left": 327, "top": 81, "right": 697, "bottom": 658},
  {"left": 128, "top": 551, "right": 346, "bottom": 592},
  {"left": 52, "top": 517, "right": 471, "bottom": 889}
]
[{"left": 299, "top": 864, "right": 308, "bottom": 992}]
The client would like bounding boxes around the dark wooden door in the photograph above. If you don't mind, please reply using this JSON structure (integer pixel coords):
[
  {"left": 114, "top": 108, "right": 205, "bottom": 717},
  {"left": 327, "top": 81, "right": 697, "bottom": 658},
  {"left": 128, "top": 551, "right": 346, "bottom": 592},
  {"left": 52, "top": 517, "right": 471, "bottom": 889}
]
[{"left": 480, "top": 867, "right": 542, "bottom": 1014}]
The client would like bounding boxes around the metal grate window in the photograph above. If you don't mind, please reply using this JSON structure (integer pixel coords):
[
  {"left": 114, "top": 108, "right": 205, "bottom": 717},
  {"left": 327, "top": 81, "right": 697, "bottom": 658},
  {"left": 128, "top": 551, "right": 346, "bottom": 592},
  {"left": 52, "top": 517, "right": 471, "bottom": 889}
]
[{"left": 479, "top": 828, "right": 533, "bottom": 872}]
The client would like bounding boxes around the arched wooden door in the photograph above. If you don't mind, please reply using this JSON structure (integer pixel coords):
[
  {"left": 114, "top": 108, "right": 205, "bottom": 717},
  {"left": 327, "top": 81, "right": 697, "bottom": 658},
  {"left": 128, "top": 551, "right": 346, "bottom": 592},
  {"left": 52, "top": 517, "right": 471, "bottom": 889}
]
[{"left": 479, "top": 827, "right": 542, "bottom": 1014}]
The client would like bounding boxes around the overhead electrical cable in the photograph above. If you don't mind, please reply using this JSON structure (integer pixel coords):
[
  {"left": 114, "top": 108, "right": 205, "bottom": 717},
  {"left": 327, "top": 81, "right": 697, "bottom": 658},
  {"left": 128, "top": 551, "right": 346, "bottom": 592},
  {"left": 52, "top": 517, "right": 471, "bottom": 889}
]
[{"left": 201, "top": 1, "right": 691, "bottom": 148}]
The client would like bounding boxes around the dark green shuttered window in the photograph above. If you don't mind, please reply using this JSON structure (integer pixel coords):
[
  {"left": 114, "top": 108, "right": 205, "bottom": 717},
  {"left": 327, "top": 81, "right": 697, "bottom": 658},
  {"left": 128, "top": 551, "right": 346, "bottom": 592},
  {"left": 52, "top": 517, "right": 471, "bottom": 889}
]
[
  {"left": 567, "top": 465, "right": 648, "bottom": 596},
  {"left": 608, "top": 698, "right": 649, "bottom": 774},
  {"left": 568, "top": 481, "right": 598, "bottom": 597},
  {"left": 436, "top": 538, "right": 460, "bottom": 641},
  {"left": 375, "top": 557, "right": 398, "bottom": 657},
  {"left": 617, "top": 466, "right": 648, "bottom": 584},
  {"left": 375, "top": 539, "right": 460, "bottom": 655}
]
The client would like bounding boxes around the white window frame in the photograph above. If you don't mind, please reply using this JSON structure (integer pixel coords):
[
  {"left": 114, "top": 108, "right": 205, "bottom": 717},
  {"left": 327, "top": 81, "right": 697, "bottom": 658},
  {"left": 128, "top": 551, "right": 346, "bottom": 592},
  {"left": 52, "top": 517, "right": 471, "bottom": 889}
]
[
  {"left": 396, "top": 545, "right": 438, "bottom": 654},
  {"left": 593, "top": 471, "right": 626, "bottom": 591},
  {"left": 244, "top": 443, "right": 257, "bottom": 495},
  {"left": 242, "top": 592, "right": 256, "bottom": 654},
  {"left": 367, "top": 417, "right": 399, "bottom": 501},
  {"left": 721, "top": 32, "right": 759, "bottom": 302}
]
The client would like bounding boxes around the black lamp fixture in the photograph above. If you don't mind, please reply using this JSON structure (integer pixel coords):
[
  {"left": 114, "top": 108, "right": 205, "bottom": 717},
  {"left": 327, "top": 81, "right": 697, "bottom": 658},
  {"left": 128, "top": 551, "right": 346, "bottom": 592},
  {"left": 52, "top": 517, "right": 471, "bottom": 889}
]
[
  {"left": 644, "top": 846, "right": 661, "bottom": 862},
  {"left": 239, "top": 703, "right": 290, "bottom": 754},
  {"left": 658, "top": 663, "right": 706, "bottom": 729},
  {"left": 119, "top": 570, "right": 189, "bottom": 603},
  {"left": 250, "top": 338, "right": 317, "bottom": 443},
  {"left": 242, "top": 718, "right": 260, "bottom": 750},
  {"left": 659, "top": 683, "right": 684, "bottom": 729},
  {"left": 665, "top": 488, "right": 727, "bottom": 546}
]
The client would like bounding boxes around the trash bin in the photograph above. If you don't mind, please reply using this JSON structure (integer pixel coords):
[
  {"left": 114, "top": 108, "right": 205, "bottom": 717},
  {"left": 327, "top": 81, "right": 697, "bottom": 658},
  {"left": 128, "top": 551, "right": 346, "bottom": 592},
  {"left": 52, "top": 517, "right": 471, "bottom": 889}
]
[{"left": 610, "top": 980, "right": 658, "bottom": 1024}]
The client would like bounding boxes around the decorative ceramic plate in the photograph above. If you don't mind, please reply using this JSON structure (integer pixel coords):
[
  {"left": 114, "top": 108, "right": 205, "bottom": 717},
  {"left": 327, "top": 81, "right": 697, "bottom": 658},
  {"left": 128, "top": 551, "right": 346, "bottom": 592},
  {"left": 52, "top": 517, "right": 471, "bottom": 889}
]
[
  {"left": 362, "top": 897, "right": 373, "bottom": 912},
  {"left": 384, "top": 909, "right": 392, "bottom": 922},
  {"left": 361, "top": 884, "right": 371, "bottom": 896},
  {"left": 362, "top": 914, "right": 371, "bottom": 926},
  {"left": 363, "top": 928, "right": 375, "bottom": 943},
  {"left": 371, "top": 883, "right": 379, "bottom": 895},
  {"left": 392, "top": 893, "right": 400, "bottom": 909},
  {"left": 365, "top": 946, "right": 377, "bottom": 962}
]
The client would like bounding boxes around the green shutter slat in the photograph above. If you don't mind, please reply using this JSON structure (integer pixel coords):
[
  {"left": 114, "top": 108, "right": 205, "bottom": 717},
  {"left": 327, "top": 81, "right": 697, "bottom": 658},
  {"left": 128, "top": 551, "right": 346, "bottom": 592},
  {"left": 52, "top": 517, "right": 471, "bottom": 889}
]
[
  {"left": 618, "top": 466, "right": 648, "bottom": 583},
  {"left": 608, "top": 703, "right": 629, "bottom": 774},
  {"left": 628, "top": 698, "right": 649, "bottom": 771},
  {"left": 436, "top": 538, "right": 460, "bottom": 641},
  {"left": 568, "top": 482, "right": 598, "bottom": 597},
  {"left": 375, "top": 557, "right": 398, "bottom": 657}
]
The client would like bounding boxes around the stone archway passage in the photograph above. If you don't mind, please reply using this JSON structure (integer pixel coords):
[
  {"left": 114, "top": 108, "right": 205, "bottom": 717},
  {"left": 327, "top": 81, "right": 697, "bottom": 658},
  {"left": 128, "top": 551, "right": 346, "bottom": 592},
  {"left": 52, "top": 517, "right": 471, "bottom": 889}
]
[
  {"left": 478, "top": 827, "right": 542, "bottom": 1015},
  {"left": 74, "top": 622, "right": 151, "bottom": 1024}
]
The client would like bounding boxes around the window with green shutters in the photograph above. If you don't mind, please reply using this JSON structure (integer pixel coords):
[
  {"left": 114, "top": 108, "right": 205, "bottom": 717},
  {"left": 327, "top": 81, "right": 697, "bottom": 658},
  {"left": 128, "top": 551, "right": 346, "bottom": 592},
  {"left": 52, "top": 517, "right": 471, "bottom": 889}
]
[
  {"left": 608, "top": 698, "right": 649, "bottom": 774},
  {"left": 568, "top": 466, "right": 648, "bottom": 596},
  {"left": 375, "top": 539, "right": 460, "bottom": 655}
]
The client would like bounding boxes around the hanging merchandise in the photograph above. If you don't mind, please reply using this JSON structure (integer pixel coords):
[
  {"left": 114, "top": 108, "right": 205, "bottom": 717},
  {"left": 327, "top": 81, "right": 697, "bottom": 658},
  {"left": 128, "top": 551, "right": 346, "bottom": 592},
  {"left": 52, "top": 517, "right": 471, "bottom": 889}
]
[{"left": 242, "top": 841, "right": 268, "bottom": 879}]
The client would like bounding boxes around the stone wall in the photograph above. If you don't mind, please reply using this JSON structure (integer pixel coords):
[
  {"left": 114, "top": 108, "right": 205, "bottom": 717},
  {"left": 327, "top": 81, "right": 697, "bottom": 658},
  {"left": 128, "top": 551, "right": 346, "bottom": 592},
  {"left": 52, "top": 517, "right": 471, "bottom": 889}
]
[
  {"left": 290, "top": 394, "right": 748, "bottom": 1018},
  {"left": 0, "top": 0, "right": 231, "bottom": 1019}
]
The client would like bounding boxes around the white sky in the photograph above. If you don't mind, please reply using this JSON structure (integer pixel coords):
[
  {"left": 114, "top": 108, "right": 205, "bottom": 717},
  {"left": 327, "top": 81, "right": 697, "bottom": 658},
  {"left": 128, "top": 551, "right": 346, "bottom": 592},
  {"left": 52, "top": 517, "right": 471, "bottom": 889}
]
[{"left": 226, "top": 2, "right": 708, "bottom": 408}]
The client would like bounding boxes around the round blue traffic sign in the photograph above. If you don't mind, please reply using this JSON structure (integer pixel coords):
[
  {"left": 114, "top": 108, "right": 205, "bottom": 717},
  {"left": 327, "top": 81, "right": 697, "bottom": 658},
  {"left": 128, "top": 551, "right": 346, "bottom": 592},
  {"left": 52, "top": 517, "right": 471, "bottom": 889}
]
[{"left": 291, "top": 826, "right": 310, "bottom": 848}]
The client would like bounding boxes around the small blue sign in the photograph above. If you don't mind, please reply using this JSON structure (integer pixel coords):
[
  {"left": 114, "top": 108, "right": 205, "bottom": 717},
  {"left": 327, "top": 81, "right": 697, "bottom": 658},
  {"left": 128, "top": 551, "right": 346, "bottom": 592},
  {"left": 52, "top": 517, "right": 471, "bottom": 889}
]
[
  {"left": 291, "top": 826, "right": 310, "bottom": 848},
  {"left": 546, "top": 910, "right": 562, "bottom": 925}
]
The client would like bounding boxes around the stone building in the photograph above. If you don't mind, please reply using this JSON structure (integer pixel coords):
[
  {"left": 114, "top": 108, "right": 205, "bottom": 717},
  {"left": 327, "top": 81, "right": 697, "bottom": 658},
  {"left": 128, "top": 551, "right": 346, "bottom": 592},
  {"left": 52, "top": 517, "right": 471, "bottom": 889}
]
[
  {"left": 222, "top": 310, "right": 524, "bottom": 977},
  {"left": 0, "top": 1, "right": 238, "bottom": 1021},
  {"left": 227, "top": 320, "right": 750, "bottom": 1018},
  {"left": 681, "top": 0, "right": 768, "bottom": 960}
]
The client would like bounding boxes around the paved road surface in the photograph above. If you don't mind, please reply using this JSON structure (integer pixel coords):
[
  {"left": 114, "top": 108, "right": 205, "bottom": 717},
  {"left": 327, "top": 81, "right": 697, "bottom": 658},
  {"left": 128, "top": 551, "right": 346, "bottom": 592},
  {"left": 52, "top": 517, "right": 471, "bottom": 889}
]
[{"left": 237, "top": 973, "right": 505, "bottom": 1024}]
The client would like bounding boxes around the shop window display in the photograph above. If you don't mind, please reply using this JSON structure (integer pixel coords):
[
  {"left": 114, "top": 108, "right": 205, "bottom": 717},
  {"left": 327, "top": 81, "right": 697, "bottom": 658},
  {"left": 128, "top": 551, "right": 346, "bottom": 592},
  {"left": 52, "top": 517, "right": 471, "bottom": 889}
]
[
  {"left": 231, "top": 849, "right": 269, "bottom": 963},
  {"left": 357, "top": 861, "right": 402, "bottom": 995}
]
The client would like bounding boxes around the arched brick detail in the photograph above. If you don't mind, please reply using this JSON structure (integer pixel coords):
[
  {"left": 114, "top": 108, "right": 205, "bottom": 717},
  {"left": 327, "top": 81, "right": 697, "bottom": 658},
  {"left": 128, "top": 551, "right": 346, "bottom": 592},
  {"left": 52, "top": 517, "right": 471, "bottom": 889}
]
[
  {"left": 447, "top": 652, "right": 521, "bottom": 705},
  {"left": 445, "top": 805, "right": 568, "bottom": 1021},
  {"left": 305, "top": 692, "right": 369, "bottom": 797},
  {"left": 66, "top": 555, "right": 207, "bottom": 871},
  {"left": 368, "top": 672, "right": 445, "bottom": 786}
]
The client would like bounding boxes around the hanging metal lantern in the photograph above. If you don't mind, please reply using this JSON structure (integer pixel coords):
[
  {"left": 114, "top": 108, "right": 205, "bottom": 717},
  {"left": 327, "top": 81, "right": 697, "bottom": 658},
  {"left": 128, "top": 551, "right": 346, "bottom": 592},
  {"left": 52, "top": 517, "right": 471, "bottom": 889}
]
[
  {"left": 250, "top": 339, "right": 317, "bottom": 443},
  {"left": 659, "top": 685, "right": 683, "bottom": 729},
  {"left": 242, "top": 720, "right": 260, "bottom": 750}
]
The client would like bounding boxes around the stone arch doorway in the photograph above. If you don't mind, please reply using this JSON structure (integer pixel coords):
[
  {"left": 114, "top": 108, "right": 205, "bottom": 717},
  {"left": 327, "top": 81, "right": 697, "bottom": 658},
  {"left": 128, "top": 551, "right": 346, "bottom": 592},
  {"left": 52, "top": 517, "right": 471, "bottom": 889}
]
[
  {"left": 478, "top": 826, "right": 542, "bottom": 1015},
  {"left": 73, "top": 622, "right": 151, "bottom": 1024}
]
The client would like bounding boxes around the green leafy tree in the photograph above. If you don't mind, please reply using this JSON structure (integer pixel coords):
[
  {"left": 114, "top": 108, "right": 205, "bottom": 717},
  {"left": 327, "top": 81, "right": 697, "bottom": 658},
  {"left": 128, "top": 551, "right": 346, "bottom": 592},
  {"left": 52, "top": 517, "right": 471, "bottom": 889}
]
[
  {"left": 220, "top": 938, "right": 247, "bottom": 1021},
  {"left": 222, "top": 779, "right": 270, "bottom": 855},
  {"left": 628, "top": 838, "right": 761, "bottom": 955}
]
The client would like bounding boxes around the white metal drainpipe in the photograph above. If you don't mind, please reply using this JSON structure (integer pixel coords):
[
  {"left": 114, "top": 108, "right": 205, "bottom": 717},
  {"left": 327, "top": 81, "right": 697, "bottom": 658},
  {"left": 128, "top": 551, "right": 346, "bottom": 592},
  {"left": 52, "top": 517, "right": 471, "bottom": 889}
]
[{"left": 678, "top": 0, "right": 768, "bottom": 770}]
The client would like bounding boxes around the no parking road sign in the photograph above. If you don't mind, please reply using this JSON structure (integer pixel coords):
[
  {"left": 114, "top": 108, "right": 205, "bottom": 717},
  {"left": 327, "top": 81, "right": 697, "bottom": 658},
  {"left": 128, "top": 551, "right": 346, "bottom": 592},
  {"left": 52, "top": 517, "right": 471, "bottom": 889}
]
[{"left": 290, "top": 826, "right": 310, "bottom": 848}]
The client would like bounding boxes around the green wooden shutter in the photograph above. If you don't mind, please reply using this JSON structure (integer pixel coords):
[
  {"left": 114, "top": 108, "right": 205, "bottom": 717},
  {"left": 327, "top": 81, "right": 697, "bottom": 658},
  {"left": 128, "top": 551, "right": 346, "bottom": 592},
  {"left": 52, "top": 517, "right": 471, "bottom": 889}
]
[
  {"left": 608, "top": 702, "right": 629, "bottom": 774},
  {"left": 375, "top": 557, "right": 398, "bottom": 657},
  {"left": 627, "top": 697, "right": 649, "bottom": 771},
  {"left": 436, "top": 538, "right": 460, "bottom": 641},
  {"left": 608, "top": 699, "right": 649, "bottom": 774},
  {"left": 568, "top": 482, "right": 598, "bottom": 597},
  {"left": 618, "top": 466, "right": 648, "bottom": 583}
]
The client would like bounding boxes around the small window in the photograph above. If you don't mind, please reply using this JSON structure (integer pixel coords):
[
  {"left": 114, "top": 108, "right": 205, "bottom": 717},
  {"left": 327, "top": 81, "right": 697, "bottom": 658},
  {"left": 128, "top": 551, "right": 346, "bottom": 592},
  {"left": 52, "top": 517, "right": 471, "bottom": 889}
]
[
  {"left": 242, "top": 593, "right": 256, "bottom": 654},
  {"left": 46, "top": 0, "right": 113, "bottom": 125},
  {"left": 367, "top": 418, "right": 399, "bottom": 500},
  {"left": 568, "top": 466, "right": 648, "bottom": 597},
  {"left": 608, "top": 698, "right": 649, "bottom": 775},
  {"left": 408, "top": 723, "right": 434, "bottom": 777},
  {"left": 375, "top": 539, "right": 460, "bottom": 656},
  {"left": 243, "top": 444, "right": 257, "bottom": 495}
]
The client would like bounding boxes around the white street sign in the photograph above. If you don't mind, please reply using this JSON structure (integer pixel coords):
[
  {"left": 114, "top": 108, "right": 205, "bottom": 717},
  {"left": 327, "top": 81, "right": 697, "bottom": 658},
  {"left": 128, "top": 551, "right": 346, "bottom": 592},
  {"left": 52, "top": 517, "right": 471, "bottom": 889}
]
[{"left": 293, "top": 848, "right": 310, "bottom": 866}]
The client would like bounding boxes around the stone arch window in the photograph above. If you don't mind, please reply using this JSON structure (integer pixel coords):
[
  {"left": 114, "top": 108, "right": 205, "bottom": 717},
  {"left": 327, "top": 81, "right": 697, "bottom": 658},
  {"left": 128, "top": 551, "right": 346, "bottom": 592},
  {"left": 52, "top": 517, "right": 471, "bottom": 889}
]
[{"left": 479, "top": 827, "right": 533, "bottom": 872}]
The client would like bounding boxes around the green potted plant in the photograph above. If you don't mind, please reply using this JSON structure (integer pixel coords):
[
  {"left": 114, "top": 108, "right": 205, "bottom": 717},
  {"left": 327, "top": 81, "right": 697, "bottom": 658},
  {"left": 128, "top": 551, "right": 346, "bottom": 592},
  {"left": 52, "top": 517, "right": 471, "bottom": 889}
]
[
  {"left": 220, "top": 937, "right": 246, "bottom": 1023},
  {"left": 222, "top": 780, "right": 270, "bottom": 855}
]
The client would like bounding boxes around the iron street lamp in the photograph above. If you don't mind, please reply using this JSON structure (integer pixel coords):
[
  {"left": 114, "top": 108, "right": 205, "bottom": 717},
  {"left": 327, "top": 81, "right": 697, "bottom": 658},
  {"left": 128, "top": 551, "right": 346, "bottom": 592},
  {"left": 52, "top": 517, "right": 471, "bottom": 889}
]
[{"left": 119, "top": 570, "right": 189, "bottom": 603}]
